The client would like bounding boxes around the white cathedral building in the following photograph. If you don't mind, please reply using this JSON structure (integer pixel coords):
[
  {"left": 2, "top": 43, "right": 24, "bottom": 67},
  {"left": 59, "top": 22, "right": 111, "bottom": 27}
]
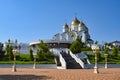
[
  {"left": 30, "top": 17, "right": 93, "bottom": 49},
  {"left": 52, "top": 17, "right": 93, "bottom": 44}
]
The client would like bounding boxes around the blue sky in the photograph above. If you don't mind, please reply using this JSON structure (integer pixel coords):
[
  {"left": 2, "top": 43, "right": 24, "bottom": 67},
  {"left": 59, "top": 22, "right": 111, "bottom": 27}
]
[{"left": 0, "top": 0, "right": 120, "bottom": 43}]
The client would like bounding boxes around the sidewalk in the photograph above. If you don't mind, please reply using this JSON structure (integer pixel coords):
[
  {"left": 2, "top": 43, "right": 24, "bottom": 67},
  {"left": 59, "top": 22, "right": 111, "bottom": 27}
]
[{"left": 0, "top": 68, "right": 120, "bottom": 80}]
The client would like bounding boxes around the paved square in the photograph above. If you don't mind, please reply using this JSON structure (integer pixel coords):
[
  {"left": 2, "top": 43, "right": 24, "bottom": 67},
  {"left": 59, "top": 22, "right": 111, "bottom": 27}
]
[{"left": 0, "top": 68, "right": 120, "bottom": 80}]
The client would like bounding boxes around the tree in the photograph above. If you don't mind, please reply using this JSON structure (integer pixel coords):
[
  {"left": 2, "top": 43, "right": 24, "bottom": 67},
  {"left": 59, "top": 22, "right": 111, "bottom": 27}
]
[
  {"left": 70, "top": 36, "right": 83, "bottom": 54},
  {"left": 6, "top": 44, "right": 13, "bottom": 60},
  {"left": 112, "top": 47, "right": 118, "bottom": 57},
  {"left": 96, "top": 52, "right": 101, "bottom": 61},
  {"left": 37, "top": 40, "right": 53, "bottom": 61},
  {"left": 0, "top": 42, "right": 5, "bottom": 58},
  {"left": 38, "top": 40, "right": 49, "bottom": 53},
  {"left": 104, "top": 46, "right": 109, "bottom": 54},
  {"left": 6, "top": 39, "right": 14, "bottom": 60},
  {"left": 29, "top": 48, "right": 34, "bottom": 61},
  {"left": 95, "top": 41, "right": 98, "bottom": 44}
]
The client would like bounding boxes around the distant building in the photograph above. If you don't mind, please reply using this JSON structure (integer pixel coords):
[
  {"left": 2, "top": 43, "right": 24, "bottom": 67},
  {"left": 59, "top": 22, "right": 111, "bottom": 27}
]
[
  {"left": 19, "top": 43, "right": 30, "bottom": 54},
  {"left": 109, "top": 41, "right": 120, "bottom": 47},
  {"left": 4, "top": 41, "right": 30, "bottom": 54}
]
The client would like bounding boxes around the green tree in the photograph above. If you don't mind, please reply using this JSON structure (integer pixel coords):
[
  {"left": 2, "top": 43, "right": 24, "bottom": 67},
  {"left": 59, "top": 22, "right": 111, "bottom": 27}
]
[
  {"left": 104, "top": 47, "right": 109, "bottom": 54},
  {"left": 96, "top": 52, "right": 101, "bottom": 61},
  {"left": 37, "top": 40, "right": 53, "bottom": 61},
  {"left": 29, "top": 48, "right": 34, "bottom": 61},
  {"left": 112, "top": 47, "right": 118, "bottom": 57},
  {"left": 6, "top": 44, "right": 13, "bottom": 60},
  {"left": 6, "top": 39, "right": 14, "bottom": 60},
  {"left": 0, "top": 42, "right": 5, "bottom": 58},
  {"left": 70, "top": 36, "right": 83, "bottom": 54},
  {"left": 95, "top": 41, "right": 98, "bottom": 44},
  {"left": 38, "top": 40, "right": 49, "bottom": 53}
]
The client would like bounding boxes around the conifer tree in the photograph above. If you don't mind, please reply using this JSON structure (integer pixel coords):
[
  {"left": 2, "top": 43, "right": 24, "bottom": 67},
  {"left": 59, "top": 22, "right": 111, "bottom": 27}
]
[
  {"left": 70, "top": 36, "right": 83, "bottom": 54},
  {"left": 6, "top": 39, "right": 14, "bottom": 60},
  {"left": 29, "top": 48, "right": 34, "bottom": 61},
  {"left": 112, "top": 47, "right": 118, "bottom": 57},
  {"left": 37, "top": 40, "right": 53, "bottom": 61},
  {"left": 0, "top": 42, "right": 5, "bottom": 57}
]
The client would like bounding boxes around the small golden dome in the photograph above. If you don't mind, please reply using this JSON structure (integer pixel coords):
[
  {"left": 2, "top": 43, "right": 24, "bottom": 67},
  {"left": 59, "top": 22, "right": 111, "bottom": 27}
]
[
  {"left": 63, "top": 23, "right": 69, "bottom": 28},
  {"left": 71, "top": 17, "right": 80, "bottom": 25},
  {"left": 78, "top": 22, "right": 85, "bottom": 27}
]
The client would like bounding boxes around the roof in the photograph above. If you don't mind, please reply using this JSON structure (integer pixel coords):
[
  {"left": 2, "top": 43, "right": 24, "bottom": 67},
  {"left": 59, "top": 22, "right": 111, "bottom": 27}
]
[
  {"left": 110, "top": 41, "right": 120, "bottom": 44},
  {"left": 29, "top": 40, "right": 73, "bottom": 46}
]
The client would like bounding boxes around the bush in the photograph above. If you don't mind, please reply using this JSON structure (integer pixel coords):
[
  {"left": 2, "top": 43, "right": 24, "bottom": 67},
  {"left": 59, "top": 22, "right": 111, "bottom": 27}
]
[
  {"left": 112, "top": 47, "right": 118, "bottom": 57},
  {"left": 37, "top": 40, "right": 54, "bottom": 61},
  {"left": 70, "top": 37, "right": 83, "bottom": 54},
  {"left": 97, "top": 52, "right": 102, "bottom": 61},
  {"left": 29, "top": 48, "right": 34, "bottom": 61},
  {"left": 81, "top": 47, "right": 92, "bottom": 51}
]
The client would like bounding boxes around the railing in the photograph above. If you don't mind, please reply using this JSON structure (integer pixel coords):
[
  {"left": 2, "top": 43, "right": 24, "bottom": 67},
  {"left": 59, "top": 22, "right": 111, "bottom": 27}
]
[
  {"left": 50, "top": 48, "right": 66, "bottom": 69},
  {"left": 76, "top": 52, "right": 91, "bottom": 64},
  {"left": 86, "top": 58, "right": 91, "bottom": 64},
  {"left": 59, "top": 53, "right": 66, "bottom": 69}
]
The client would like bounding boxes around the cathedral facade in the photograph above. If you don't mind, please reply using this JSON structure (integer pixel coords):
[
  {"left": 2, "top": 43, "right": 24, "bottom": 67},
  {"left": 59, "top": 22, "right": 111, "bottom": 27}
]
[{"left": 52, "top": 17, "right": 93, "bottom": 44}]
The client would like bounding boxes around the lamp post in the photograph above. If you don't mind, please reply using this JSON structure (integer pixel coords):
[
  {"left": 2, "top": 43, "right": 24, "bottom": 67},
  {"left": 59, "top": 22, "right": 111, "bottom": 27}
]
[
  {"left": 12, "top": 49, "right": 18, "bottom": 72},
  {"left": 92, "top": 44, "right": 100, "bottom": 74},
  {"left": 33, "top": 53, "right": 37, "bottom": 69},
  {"left": 104, "top": 54, "right": 108, "bottom": 69}
]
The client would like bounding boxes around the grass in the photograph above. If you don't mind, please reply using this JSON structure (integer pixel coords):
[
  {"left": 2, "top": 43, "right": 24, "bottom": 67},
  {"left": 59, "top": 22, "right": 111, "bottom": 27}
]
[
  {"left": 1, "top": 53, "right": 120, "bottom": 64},
  {"left": 0, "top": 60, "right": 55, "bottom": 64},
  {"left": 87, "top": 54, "right": 120, "bottom": 64},
  {"left": 0, "top": 54, "right": 55, "bottom": 64},
  {"left": 0, "top": 61, "right": 33, "bottom": 64}
]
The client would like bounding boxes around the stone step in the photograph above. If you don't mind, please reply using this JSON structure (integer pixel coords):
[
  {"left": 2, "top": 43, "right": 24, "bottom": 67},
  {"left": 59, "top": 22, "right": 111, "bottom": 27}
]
[{"left": 61, "top": 53, "right": 82, "bottom": 69}]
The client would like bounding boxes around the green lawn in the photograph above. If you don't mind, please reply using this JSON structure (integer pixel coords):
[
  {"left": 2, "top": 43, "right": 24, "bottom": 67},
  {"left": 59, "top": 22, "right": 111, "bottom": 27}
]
[
  {"left": 0, "top": 53, "right": 120, "bottom": 64},
  {"left": 0, "top": 54, "right": 55, "bottom": 64},
  {"left": 0, "top": 60, "right": 55, "bottom": 64},
  {"left": 87, "top": 54, "right": 120, "bottom": 64}
]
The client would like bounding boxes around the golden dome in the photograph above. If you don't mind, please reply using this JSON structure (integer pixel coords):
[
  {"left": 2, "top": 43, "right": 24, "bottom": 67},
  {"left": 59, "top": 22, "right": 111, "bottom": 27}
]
[
  {"left": 63, "top": 23, "right": 69, "bottom": 28},
  {"left": 78, "top": 22, "right": 85, "bottom": 27},
  {"left": 71, "top": 17, "right": 80, "bottom": 25}
]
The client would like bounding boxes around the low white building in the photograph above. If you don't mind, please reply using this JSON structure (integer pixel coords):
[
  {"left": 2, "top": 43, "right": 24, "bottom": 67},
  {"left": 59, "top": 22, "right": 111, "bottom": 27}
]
[
  {"left": 4, "top": 41, "right": 30, "bottom": 54},
  {"left": 110, "top": 41, "right": 120, "bottom": 47}
]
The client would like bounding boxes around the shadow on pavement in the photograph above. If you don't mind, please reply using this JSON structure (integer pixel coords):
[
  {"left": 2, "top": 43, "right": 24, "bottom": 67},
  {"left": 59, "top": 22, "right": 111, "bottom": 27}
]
[{"left": 0, "top": 75, "right": 51, "bottom": 80}]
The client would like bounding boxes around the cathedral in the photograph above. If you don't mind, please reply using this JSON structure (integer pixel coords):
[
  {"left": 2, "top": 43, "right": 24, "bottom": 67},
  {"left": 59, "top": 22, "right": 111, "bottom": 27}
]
[
  {"left": 52, "top": 17, "right": 93, "bottom": 44},
  {"left": 30, "top": 17, "right": 93, "bottom": 49}
]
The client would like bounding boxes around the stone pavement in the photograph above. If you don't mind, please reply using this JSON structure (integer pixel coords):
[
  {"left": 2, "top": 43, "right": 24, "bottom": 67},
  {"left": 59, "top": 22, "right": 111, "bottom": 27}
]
[{"left": 0, "top": 68, "right": 120, "bottom": 80}]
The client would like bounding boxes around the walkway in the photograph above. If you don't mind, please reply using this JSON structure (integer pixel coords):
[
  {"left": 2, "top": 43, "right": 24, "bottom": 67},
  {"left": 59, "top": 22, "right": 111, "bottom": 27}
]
[{"left": 0, "top": 68, "right": 120, "bottom": 80}]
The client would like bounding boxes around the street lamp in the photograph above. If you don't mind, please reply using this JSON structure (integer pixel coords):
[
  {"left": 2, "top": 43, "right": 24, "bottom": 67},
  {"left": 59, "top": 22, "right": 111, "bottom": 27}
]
[
  {"left": 33, "top": 53, "right": 37, "bottom": 69},
  {"left": 91, "top": 44, "right": 100, "bottom": 74},
  {"left": 12, "top": 49, "right": 18, "bottom": 72},
  {"left": 104, "top": 54, "right": 108, "bottom": 69}
]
